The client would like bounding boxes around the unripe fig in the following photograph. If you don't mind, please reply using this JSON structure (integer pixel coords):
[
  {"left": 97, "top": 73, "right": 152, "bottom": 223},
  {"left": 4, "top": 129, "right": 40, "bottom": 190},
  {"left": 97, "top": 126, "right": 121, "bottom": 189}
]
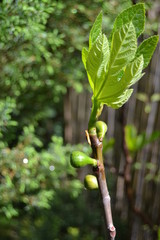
[
  {"left": 84, "top": 175, "right": 98, "bottom": 190},
  {"left": 70, "top": 151, "right": 97, "bottom": 168},
  {"left": 96, "top": 121, "right": 107, "bottom": 139}
]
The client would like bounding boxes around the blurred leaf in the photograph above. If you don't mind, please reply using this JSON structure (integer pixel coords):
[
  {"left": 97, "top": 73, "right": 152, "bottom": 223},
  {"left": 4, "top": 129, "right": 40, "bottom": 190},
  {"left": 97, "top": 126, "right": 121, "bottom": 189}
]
[
  {"left": 125, "top": 125, "right": 160, "bottom": 153},
  {"left": 68, "top": 226, "right": 80, "bottom": 237},
  {"left": 133, "top": 162, "right": 142, "bottom": 170},
  {"left": 146, "top": 162, "right": 156, "bottom": 171},
  {"left": 144, "top": 103, "right": 151, "bottom": 113},
  {"left": 145, "top": 173, "right": 154, "bottom": 182},
  {"left": 136, "top": 92, "right": 148, "bottom": 102},
  {"left": 151, "top": 93, "right": 160, "bottom": 102},
  {"left": 103, "top": 138, "right": 115, "bottom": 153},
  {"left": 125, "top": 125, "right": 145, "bottom": 152},
  {"left": 145, "top": 131, "right": 160, "bottom": 144}
]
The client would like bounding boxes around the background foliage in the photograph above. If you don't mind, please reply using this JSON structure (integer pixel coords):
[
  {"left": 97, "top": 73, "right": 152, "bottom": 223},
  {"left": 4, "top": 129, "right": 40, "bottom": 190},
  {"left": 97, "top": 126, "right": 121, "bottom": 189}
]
[{"left": 0, "top": 0, "right": 159, "bottom": 239}]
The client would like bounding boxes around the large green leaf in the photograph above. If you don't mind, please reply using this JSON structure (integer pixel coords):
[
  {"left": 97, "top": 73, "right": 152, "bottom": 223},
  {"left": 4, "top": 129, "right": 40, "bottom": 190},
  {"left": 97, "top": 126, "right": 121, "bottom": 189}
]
[
  {"left": 96, "top": 22, "right": 137, "bottom": 99},
  {"left": 82, "top": 6, "right": 159, "bottom": 114},
  {"left": 108, "top": 22, "right": 137, "bottom": 77},
  {"left": 86, "top": 33, "right": 109, "bottom": 92},
  {"left": 110, "top": 3, "right": 145, "bottom": 39},
  {"left": 89, "top": 11, "right": 103, "bottom": 49},
  {"left": 98, "top": 55, "right": 143, "bottom": 101},
  {"left": 136, "top": 35, "right": 159, "bottom": 69}
]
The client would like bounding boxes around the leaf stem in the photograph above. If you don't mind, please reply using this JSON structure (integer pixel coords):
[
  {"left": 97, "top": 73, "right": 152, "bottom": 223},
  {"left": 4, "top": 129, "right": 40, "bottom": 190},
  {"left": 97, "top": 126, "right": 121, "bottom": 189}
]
[{"left": 88, "top": 99, "right": 103, "bottom": 133}]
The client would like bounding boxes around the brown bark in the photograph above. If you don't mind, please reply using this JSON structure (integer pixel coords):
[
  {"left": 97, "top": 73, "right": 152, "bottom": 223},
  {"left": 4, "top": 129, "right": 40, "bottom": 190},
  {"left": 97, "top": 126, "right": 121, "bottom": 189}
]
[{"left": 89, "top": 133, "right": 116, "bottom": 240}]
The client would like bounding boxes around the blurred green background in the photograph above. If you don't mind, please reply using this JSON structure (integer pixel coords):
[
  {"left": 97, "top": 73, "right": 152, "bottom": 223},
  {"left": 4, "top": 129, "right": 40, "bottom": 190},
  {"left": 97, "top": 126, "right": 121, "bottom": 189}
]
[{"left": 0, "top": 0, "right": 160, "bottom": 239}]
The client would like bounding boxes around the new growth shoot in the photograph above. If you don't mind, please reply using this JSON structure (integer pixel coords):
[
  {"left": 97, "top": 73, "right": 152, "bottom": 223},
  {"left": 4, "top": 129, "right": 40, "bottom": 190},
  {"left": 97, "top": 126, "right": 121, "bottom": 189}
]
[{"left": 70, "top": 3, "right": 158, "bottom": 239}]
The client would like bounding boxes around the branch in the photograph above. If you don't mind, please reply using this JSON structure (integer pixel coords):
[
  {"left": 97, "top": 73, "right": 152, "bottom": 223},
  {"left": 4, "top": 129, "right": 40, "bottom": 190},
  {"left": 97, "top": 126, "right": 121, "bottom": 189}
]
[{"left": 89, "top": 133, "right": 116, "bottom": 240}]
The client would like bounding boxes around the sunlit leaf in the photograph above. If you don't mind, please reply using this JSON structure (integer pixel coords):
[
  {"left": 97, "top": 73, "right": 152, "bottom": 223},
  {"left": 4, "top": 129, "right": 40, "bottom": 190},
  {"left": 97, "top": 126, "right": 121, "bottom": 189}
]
[
  {"left": 96, "top": 22, "right": 137, "bottom": 104},
  {"left": 104, "top": 22, "right": 137, "bottom": 86},
  {"left": 86, "top": 33, "right": 109, "bottom": 93},
  {"left": 101, "top": 89, "right": 133, "bottom": 109},
  {"left": 136, "top": 35, "right": 159, "bottom": 69},
  {"left": 89, "top": 11, "right": 103, "bottom": 49},
  {"left": 82, "top": 5, "right": 158, "bottom": 115},
  {"left": 82, "top": 47, "right": 88, "bottom": 69},
  {"left": 110, "top": 3, "right": 145, "bottom": 38},
  {"left": 99, "top": 55, "right": 143, "bottom": 103}
]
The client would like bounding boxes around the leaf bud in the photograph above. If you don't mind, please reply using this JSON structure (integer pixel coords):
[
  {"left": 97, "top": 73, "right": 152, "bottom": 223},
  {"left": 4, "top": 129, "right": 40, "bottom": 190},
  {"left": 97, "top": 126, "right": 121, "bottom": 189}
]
[
  {"left": 84, "top": 175, "right": 98, "bottom": 190},
  {"left": 70, "top": 151, "right": 97, "bottom": 168},
  {"left": 96, "top": 121, "right": 107, "bottom": 139}
]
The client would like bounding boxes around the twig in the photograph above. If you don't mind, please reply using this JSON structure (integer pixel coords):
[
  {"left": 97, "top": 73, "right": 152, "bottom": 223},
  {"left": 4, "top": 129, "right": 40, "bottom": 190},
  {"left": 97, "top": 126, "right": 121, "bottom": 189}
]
[{"left": 89, "top": 133, "right": 116, "bottom": 240}]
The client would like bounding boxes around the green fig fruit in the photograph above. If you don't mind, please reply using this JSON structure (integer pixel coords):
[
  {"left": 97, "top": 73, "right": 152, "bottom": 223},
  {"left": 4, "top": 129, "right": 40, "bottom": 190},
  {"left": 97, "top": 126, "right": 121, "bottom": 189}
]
[
  {"left": 84, "top": 175, "right": 98, "bottom": 190},
  {"left": 70, "top": 151, "right": 97, "bottom": 168},
  {"left": 96, "top": 121, "right": 107, "bottom": 139}
]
